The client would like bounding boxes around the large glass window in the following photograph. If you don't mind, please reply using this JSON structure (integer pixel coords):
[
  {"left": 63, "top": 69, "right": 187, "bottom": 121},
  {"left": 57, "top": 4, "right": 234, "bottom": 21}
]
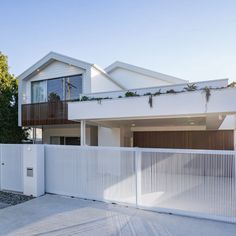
[
  {"left": 47, "top": 78, "right": 64, "bottom": 102},
  {"left": 31, "top": 80, "right": 47, "bottom": 103},
  {"left": 31, "top": 74, "right": 82, "bottom": 103}
]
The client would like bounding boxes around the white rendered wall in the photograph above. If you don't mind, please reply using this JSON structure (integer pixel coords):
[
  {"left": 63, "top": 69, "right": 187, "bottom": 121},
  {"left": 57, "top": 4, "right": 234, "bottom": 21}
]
[
  {"left": 28, "top": 61, "right": 84, "bottom": 82},
  {"left": 90, "top": 67, "right": 122, "bottom": 93},
  {"left": 98, "top": 127, "right": 120, "bottom": 146},
  {"left": 108, "top": 67, "right": 173, "bottom": 89}
]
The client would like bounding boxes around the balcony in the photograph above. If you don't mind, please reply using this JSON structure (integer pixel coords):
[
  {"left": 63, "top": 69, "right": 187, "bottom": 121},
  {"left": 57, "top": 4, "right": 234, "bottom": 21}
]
[{"left": 22, "top": 101, "right": 76, "bottom": 126}]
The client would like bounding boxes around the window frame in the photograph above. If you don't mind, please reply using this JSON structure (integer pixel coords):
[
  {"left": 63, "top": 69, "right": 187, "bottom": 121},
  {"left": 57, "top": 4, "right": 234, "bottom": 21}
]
[{"left": 31, "top": 74, "right": 83, "bottom": 104}]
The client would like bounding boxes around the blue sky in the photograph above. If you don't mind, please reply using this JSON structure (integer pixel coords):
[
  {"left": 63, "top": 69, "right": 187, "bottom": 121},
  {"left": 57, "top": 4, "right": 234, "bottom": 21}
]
[{"left": 1, "top": 0, "right": 236, "bottom": 82}]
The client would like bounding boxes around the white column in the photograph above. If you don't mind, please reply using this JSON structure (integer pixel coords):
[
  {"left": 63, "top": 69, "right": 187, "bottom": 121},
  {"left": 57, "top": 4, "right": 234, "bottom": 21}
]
[
  {"left": 32, "top": 128, "right": 36, "bottom": 144},
  {"left": 23, "top": 145, "right": 45, "bottom": 197},
  {"left": 80, "top": 120, "right": 86, "bottom": 146}
]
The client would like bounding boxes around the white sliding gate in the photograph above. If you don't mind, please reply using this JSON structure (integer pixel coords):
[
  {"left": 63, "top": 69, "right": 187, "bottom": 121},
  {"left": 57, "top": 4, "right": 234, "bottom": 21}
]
[
  {"left": 45, "top": 145, "right": 236, "bottom": 223},
  {"left": 0, "top": 144, "right": 23, "bottom": 192}
]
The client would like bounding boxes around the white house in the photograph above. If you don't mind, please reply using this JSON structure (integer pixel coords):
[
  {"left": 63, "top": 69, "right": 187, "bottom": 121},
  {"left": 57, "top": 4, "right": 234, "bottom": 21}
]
[{"left": 18, "top": 52, "right": 236, "bottom": 150}]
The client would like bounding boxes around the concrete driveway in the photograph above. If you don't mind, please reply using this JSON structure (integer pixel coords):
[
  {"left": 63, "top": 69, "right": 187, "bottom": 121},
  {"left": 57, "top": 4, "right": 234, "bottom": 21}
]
[{"left": 0, "top": 194, "right": 235, "bottom": 236}]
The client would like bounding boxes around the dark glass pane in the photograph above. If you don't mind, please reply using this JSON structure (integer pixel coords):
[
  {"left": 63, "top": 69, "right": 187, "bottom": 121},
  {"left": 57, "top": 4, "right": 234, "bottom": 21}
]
[
  {"left": 47, "top": 78, "right": 64, "bottom": 102},
  {"left": 65, "top": 137, "right": 80, "bottom": 145},
  {"left": 65, "top": 75, "right": 82, "bottom": 100},
  {"left": 60, "top": 137, "right": 65, "bottom": 145}
]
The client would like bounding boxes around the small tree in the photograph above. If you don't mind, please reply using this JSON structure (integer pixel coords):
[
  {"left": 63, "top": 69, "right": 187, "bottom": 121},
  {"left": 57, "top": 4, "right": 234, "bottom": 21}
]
[
  {"left": 48, "top": 92, "right": 61, "bottom": 102},
  {"left": 0, "top": 52, "right": 28, "bottom": 143}
]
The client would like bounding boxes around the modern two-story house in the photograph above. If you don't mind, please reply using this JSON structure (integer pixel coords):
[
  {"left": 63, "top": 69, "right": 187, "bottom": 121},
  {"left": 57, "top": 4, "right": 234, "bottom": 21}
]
[{"left": 18, "top": 52, "right": 236, "bottom": 150}]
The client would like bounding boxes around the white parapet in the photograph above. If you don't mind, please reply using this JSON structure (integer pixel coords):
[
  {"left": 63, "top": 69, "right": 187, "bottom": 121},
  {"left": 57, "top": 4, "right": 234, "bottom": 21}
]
[
  {"left": 68, "top": 87, "right": 236, "bottom": 120},
  {"left": 23, "top": 145, "right": 45, "bottom": 197}
]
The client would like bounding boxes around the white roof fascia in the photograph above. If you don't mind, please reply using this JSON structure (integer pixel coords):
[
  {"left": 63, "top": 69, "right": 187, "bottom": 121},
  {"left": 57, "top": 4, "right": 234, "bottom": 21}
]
[{"left": 18, "top": 51, "right": 93, "bottom": 81}]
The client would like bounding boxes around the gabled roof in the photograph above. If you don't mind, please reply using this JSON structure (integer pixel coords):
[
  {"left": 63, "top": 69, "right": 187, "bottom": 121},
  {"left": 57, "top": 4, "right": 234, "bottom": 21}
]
[
  {"left": 18, "top": 52, "right": 92, "bottom": 81},
  {"left": 105, "top": 61, "right": 188, "bottom": 84},
  {"left": 17, "top": 52, "right": 124, "bottom": 89}
]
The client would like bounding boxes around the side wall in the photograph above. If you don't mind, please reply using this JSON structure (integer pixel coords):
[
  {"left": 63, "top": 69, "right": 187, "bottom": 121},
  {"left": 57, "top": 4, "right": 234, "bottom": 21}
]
[
  {"left": 98, "top": 127, "right": 120, "bottom": 146},
  {"left": 108, "top": 68, "right": 173, "bottom": 89},
  {"left": 90, "top": 67, "right": 122, "bottom": 93}
]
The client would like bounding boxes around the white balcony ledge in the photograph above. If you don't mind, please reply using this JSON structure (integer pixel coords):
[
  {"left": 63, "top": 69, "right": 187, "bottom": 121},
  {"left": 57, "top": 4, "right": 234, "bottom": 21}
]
[{"left": 68, "top": 87, "right": 236, "bottom": 121}]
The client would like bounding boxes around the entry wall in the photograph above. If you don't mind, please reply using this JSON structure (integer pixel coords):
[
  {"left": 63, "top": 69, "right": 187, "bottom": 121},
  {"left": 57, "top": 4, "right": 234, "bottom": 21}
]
[
  {"left": 133, "top": 130, "right": 234, "bottom": 150},
  {"left": 98, "top": 127, "right": 120, "bottom": 146}
]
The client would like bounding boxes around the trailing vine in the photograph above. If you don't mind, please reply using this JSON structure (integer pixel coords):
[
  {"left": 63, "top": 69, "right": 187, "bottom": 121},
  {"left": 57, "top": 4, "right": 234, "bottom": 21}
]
[
  {"left": 203, "top": 87, "right": 211, "bottom": 103},
  {"left": 125, "top": 91, "right": 139, "bottom": 97},
  {"left": 148, "top": 95, "right": 153, "bottom": 108},
  {"left": 75, "top": 85, "right": 227, "bottom": 106}
]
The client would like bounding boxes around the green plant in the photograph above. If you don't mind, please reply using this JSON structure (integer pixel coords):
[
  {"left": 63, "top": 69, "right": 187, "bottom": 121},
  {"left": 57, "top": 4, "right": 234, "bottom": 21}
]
[
  {"left": 184, "top": 83, "right": 197, "bottom": 91},
  {"left": 153, "top": 89, "right": 162, "bottom": 96},
  {"left": 125, "top": 91, "right": 139, "bottom": 97},
  {"left": 0, "top": 52, "right": 29, "bottom": 143},
  {"left": 80, "top": 96, "right": 89, "bottom": 101},
  {"left": 48, "top": 92, "right": 61, "bottom": 102},
  {"left": 166, "top": 89, "right": 176, "bottom": 94}
]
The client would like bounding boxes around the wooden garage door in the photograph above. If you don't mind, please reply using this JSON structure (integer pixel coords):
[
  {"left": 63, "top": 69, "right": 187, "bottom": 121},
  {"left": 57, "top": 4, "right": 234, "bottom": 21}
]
[{"left": 133, "top": 130, "right": 234, "bottom": 150}]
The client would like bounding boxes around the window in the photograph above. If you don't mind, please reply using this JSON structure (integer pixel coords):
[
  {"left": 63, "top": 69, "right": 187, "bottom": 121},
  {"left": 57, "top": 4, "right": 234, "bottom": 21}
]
[
  {"left": 47, "top": 78, "right": 64, "bottom": 102},
  {"left": 31, "top": 80, "right": 46, "bottom": 103},
  {"left": 65, "top": 75, "right": 82, "bottom": 100},
  {"left": 31, "top": 74, "right": 82, "bottom": 103},
  {"left": 50, "top": 136, "right": 80, "bottom": 145}
]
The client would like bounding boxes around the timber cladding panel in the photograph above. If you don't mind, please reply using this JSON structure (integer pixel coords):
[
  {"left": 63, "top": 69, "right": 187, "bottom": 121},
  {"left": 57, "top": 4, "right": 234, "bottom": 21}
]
[
  {"left": 133, "top": 130, "right": 234, "bottom": 150},
  {"left": 22, "top": 102, "right": 76, "bottom": 126}
]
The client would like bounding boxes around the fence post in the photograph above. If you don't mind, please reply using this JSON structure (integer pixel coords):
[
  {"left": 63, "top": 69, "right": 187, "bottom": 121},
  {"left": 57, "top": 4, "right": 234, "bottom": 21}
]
[
  {"left": 23, "top": 144, "right": 45, "bottom": 197},
  {"left": 135, "top": 148, "right": 142, "bottom": 207}
]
